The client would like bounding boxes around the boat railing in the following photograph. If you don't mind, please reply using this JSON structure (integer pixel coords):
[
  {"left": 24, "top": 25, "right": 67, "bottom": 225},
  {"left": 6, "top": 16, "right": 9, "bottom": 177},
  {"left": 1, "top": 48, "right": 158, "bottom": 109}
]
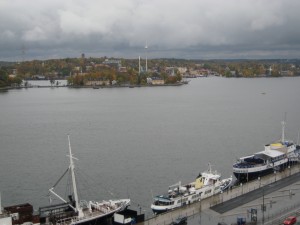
[
  {"left": 233, "top": 163, "right": 265, "bottom": 169},
  {"left": 56, "top": 215, "right": 78, "bottom": 225},
  {"left": 55, "top": 209, "right": 107, "bottom": 225}
]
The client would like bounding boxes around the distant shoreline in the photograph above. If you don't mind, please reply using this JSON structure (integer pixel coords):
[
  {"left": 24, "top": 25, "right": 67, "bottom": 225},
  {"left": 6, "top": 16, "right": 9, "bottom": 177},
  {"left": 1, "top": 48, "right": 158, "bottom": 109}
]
[
  {"left": 0, "top": 86, "right": 12, "bottom": 91},
  {"left": 0, "top": 82, "right": 187, "bottom": 90},
  {"left": 70, "top": 82, "right": 186, "bottom": 88}
]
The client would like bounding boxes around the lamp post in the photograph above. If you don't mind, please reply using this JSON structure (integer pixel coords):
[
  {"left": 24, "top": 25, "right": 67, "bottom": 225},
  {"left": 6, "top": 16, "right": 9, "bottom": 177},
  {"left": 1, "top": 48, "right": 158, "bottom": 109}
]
[
  {"left": 262, "top": 187, "right": 265, "bottom": 225},
  {"left": 240, "top": 183, "right": 243, "bottom": 195},
  {"left": 221, "top": 191, "right": 223, "bottom": 203},
  {"left": 137, "top": 204, "right": 142, "bottom": 215},
  {"left": 199, "top": 198, "right": 202, "bottom": 225}
]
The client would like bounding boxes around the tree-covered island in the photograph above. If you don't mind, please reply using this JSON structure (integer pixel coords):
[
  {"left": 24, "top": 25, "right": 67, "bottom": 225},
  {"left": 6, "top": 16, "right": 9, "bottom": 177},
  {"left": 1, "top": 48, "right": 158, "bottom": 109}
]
[{"left": 1, "top": 57, "right": 300, "bottom": 88}]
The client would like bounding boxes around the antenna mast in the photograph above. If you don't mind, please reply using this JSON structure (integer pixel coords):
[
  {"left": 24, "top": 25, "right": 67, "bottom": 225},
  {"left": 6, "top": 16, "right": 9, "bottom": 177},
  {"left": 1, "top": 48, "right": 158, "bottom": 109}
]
[
  {"left": 145, "top": 42, "right": 148, "bottom": 72},
  {"left": 0, "top": 192, "right": 2, "bottom": 214},
  {"left": 281, "top": 120, "right": 286, "bottom": 143},
  {"left": 281, "top": 113, "right": 287, "bottom": 143},
  {"left": 139, "top": 56, "right": 141, "bottom": 75}
]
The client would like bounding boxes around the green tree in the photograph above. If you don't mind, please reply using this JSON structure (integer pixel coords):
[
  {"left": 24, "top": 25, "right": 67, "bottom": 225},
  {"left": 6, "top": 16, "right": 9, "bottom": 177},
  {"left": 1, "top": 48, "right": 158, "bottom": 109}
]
[
  {"left": 8, "top": 76, "right": 22, "bottom": 86},
  {"left": 0, "top": 68, "right": 9, "bottom": 87}
]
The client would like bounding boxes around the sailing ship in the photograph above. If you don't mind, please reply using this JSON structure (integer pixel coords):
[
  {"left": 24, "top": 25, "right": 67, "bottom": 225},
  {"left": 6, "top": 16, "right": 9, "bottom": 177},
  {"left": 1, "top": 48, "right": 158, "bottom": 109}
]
[
  {"left": 233, "top": 120, "right": 300, "bottom": 183},
  {"left": 39, "top": 135, "right": 130, "bottom": 225},
  {"left": 150, "top": 164, "right": 232, "bottom": 214}
]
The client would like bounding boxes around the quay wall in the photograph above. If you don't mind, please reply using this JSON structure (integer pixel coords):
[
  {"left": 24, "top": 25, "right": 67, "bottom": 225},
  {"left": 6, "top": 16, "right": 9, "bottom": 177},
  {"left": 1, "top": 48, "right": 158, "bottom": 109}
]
[{"left": 140, "top": 164, "right": 300, "bottom": 225}]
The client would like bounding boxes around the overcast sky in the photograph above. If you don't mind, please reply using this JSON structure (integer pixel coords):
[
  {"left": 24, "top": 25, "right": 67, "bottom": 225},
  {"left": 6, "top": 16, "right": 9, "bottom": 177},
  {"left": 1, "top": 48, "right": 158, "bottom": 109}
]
[{"left": 1, "top": 0, "right": 300, "bottom": 61}]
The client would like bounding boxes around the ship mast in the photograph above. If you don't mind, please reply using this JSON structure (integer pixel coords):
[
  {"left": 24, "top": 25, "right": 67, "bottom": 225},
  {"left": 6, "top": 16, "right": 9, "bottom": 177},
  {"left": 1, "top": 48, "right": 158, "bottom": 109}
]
[
  {"left": 0, "top": 192, "right": 2, "bottom": 214},
  {"left": 281, "top": 120, "right": 285, "bottom": 143},
  {"left": 281, "top": 113, "right": 287, "bottom": 143},
  {"left": 68, "top": 135, "right": 83, "bottom": 217},
  {"left": 48, "top": 136, "right": 83, "bottom": 217}
]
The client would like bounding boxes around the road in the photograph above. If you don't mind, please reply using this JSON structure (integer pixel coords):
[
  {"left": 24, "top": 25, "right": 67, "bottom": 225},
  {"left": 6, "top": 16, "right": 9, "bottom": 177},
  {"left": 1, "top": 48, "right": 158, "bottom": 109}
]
[{"left": 211, "top": 172, "right": 300, "bottom": 214}]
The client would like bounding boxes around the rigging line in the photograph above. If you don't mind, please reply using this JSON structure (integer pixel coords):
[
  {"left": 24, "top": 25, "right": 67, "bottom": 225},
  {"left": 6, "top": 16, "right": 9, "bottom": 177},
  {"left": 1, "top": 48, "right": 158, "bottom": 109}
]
[
  {"left": 65, "top": 171, "right": 72, "bottom": 200},
  {"left": 71, "top": 168, "right": 81, "bottom": 198},
  {"left": 76, "top": 168, "right": 113, "bottom": 200},
  {"left": 52, "top": 167, "right": 70, "bottom": 189},
  {"left": 70, "top": 166, "right": 95, "bottom": 201},
  {"left": 75, "top": 170, "right": 84, "bottom": 201},
  {"left": 75, "top": 166, "right": 100, "bottom": 186},
  {"left": 76, "top": 166, "right": 118, "bottom": 198},
  {"left": 74, "top": 168, "right": 94, "bottom": 198},
  {"left": 77, "top": 171, "right": 98, "bottom": 199}
]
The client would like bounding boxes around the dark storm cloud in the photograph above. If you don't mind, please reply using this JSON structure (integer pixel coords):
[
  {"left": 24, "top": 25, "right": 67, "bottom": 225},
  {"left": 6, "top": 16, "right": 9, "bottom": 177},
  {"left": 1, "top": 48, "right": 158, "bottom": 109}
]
[{"left": 1, "top": 0, "right": 300, "bottom": 60}]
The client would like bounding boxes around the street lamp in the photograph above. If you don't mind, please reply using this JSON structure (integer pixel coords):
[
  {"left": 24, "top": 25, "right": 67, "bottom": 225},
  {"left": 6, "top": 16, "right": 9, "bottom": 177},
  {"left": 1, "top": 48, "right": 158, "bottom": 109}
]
[
  {"left": 262, "top": 188, "right": 265, "bottom": 225},
  {"left": 240, "top": 183, "right": 243, "bottom": 194},
  {"left": 221, "top": 191, "right": 223, "bottom": 203}
]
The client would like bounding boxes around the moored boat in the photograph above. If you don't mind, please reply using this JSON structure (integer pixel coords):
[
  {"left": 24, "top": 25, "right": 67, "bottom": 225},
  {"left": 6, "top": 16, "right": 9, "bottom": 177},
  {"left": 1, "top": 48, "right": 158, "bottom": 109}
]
[
  {"left": 233, "top": 120, "right": 300, "bottom": 183},
  {"left": 40, "top": 135, "right": 130, "bottom": 225},
  {"left": 150, "top": 164, "right": 232, "bottom": 214}
]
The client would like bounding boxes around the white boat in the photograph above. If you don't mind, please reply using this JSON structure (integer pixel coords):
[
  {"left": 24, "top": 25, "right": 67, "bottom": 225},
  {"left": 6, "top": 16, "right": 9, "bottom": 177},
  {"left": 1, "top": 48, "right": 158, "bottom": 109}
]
[
  {"left": 233, "top": 120, "right": 300, "bottom": 183},
  {"left": 40, "top": 136, "right": 130, "bottom": 225},
  {"left": 150, "top": 164, "right": 232, "bottom": 214}
]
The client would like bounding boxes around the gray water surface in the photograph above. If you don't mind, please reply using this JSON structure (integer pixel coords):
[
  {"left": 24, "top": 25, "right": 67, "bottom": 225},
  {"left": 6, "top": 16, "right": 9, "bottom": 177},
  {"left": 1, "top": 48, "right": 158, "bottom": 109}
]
[{"left": 1, "top": 77, "right": 300, "bottom": 218}]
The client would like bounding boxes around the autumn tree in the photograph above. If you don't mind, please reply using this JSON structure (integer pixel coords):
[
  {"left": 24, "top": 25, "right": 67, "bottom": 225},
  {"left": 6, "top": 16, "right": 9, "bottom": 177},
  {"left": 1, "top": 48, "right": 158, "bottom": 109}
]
[{"left": 0, "top": 68, "right": 8, "bottom": 87}]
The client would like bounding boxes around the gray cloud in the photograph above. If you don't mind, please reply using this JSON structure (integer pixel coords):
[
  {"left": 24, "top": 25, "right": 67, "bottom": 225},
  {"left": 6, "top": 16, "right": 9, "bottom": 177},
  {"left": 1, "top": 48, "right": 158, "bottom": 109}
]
[{"left": 1, "top": 0, "right": 300, "bottom": 60}]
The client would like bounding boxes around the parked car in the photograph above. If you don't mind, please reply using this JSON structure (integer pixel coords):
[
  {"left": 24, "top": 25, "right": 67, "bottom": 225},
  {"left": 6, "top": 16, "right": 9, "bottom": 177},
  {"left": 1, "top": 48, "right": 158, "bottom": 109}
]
[
  {"left": 170, "top": 216, "right": 187, "bottom": 225},
  {"left": 283, "top": 216, "right": 297, "bottom": 225}
]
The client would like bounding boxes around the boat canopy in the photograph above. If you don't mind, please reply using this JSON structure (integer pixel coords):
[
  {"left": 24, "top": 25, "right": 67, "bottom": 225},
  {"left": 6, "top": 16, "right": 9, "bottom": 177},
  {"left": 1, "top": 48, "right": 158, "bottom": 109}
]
[{"left": 255, "top": 150, "right": 284, "bottom": 159}]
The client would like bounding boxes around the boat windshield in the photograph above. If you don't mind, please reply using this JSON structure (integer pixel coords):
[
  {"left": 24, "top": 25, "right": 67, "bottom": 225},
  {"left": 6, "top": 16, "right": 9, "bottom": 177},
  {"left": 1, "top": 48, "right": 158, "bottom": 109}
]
[
  {"left": 153, "top": 199, "right": 174, "bottom": 206},
  {"left": 154, "top": 196, "right": 171, "bottom": 202}
]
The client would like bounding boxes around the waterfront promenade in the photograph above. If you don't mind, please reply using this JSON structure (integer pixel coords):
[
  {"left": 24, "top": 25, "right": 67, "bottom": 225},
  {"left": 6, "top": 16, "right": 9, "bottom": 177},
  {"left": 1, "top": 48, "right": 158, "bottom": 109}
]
[{"left": 140, "top": 164, "right": 300, "bottom": 225}]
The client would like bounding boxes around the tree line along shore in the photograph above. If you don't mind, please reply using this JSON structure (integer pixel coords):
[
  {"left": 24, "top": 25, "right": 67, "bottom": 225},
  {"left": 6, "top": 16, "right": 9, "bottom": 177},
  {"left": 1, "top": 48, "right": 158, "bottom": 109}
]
[{"left": 1, "top": 58, "right": 300, "bottom": 88}]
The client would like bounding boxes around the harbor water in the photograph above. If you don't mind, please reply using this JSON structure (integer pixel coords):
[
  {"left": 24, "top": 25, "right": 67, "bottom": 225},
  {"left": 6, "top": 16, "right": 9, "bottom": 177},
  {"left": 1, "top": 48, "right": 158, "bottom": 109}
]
[{"left": 1, "top": 77, "right": 300, "bottom": 221}]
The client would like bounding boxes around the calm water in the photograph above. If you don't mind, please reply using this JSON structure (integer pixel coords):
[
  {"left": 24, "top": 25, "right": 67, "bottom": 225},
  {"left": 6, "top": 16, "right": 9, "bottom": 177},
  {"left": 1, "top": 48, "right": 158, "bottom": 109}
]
[{"left": 1, "top": 77, "right": 300, "bottom": 220}]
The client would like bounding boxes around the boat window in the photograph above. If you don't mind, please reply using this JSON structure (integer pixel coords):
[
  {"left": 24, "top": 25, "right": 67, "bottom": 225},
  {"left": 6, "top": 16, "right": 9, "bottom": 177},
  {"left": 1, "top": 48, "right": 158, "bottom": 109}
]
[
  {"left": 155, "top": 200, "right": 172, "bottom": 206},
  {"left": 205, "top": 190, "right": 211, "bottom": 194}
]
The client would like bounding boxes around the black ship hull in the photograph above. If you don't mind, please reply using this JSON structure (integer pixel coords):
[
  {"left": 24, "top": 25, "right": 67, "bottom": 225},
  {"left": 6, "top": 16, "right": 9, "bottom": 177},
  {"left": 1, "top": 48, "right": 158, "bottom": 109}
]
[
  {"left": 233, "top": 162, "right": 297, "bottom": 183},
  {"left": 233, "top": 168, "right": 274, "bottom": 183},
  {"left": 39, "top": 202, "right": 120, "bottom": 225}
]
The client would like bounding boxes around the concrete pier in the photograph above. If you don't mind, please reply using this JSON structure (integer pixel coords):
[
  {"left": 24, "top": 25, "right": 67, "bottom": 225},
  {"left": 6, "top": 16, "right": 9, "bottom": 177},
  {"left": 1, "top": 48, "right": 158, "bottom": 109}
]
[{"left": 140, "top": 164, "right": 300, "bottom": 225}]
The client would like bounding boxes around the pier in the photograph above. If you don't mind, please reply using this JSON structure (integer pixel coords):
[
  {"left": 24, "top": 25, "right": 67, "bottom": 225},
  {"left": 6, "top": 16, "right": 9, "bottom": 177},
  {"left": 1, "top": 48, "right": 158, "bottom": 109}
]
[{"left": 140, "top": 164, "right": 300, "bottom": 225}]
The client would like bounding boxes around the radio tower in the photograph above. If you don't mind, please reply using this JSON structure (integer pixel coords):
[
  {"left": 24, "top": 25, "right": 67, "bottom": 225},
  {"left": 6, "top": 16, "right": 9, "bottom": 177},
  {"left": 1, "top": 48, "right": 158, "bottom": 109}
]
[{"left": 145, "top": 42, "right": 148, "bottom": 72}]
